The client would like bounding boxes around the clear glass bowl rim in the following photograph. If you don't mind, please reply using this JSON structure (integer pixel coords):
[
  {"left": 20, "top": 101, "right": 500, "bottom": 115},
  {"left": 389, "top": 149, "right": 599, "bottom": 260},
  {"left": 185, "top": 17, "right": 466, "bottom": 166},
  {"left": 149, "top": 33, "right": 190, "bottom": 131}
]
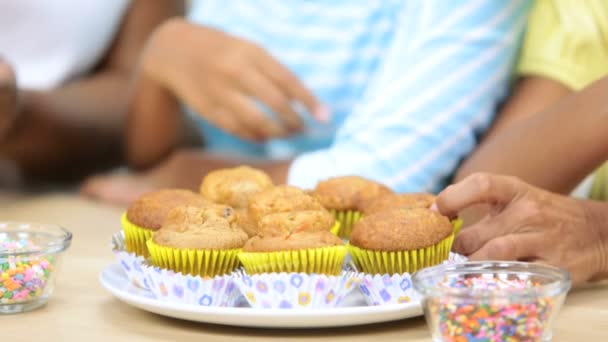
[
  {"left": 412, "top": 261, "right": 571, "bottom": 300},
  {"left": 0, "top": 221, "right": 72, "bottom": 256}
]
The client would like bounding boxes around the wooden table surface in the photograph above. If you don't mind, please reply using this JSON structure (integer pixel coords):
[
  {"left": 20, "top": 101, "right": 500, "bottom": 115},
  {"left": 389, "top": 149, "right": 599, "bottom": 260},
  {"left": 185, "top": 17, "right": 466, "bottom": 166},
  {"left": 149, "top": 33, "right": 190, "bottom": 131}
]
[{"left": 1, "top": 191, "right": 607, "bottom": 341}]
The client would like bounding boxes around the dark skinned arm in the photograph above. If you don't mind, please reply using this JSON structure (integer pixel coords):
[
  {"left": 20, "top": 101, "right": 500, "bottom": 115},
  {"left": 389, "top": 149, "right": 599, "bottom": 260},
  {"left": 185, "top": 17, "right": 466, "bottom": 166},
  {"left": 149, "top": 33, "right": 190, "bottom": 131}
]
[{"left": 0, "top": 0, "right": 184, "bottom": 182}]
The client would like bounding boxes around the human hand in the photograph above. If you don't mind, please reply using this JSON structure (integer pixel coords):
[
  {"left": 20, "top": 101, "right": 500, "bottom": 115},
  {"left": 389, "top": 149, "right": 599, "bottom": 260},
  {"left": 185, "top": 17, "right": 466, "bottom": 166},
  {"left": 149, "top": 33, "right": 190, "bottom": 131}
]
[
  {"left": 141, "top": 19, "right": 328, "bottom": 142},
  {"left": 0, "top": 59, "right": 18, "bottom": 141},
  {"left": 435, "top": 173, "right": 608, "bottom": 285}
]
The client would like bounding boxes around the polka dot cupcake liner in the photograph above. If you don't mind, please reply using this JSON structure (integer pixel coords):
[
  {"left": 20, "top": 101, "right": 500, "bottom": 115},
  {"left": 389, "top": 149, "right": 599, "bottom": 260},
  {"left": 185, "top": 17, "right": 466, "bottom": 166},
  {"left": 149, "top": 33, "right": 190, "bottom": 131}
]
[
  {"left": 357, "top": 253, "right": 468, "bottom": 306},
  {"left": 142, "top": 263, "right": 241, "bottom": 307},
  {"left": 233, "top": 270, "right": 360, "bottom": 309},
  {"left": 112, "top": 231, "right": 149, "bottom": 290}
]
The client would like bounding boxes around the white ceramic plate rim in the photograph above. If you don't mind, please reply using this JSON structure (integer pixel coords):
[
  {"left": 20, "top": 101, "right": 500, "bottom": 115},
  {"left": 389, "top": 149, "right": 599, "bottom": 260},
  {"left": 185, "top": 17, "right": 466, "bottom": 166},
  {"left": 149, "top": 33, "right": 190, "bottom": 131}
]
[{"left": 99, "top": 263, "right": 423, "bottom": 328}]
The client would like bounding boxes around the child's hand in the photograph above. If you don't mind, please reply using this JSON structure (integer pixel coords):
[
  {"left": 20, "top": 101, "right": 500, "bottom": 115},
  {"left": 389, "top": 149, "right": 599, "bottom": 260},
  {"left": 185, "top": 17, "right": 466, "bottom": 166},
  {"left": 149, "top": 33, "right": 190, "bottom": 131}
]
[
  {"left": 0, "top": 59, "right": 17, "bottom": 141},
  {"left": 141, "top": 19, "right": 327, "bottom": 142}
]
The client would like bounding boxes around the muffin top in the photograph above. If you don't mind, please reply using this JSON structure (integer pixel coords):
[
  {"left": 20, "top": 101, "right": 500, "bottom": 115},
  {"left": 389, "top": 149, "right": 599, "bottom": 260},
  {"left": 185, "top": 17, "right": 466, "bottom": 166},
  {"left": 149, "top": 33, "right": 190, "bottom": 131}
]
[
  {"left": 350, "top": 208, "right": 452, "bottom": 251},
  {"left": 256, "top": 209, "right": 335, "bottom": 238},
  {"left": 126, "top": 189, "right": 212, "bottom": 230},
  {"left": 152, "top": 206, "right": 249, "bottom": 249},
  {"left": 248, "top": 185, "right": 325, "bottom": 222},
  {"left": 312, "top": 176, "right": 393, "bottom": 211},
  {"left": 235, "top": 208, "right": 258, "bottom": 238},
  {"left": 200, "top": 166, "right": 274, "bottom": 208},
  {"left": 243, "top": 231, "right": 343, "bottom": 252},
  {"left": 362, "top": 193, "right": 436, "bottom": 215}
]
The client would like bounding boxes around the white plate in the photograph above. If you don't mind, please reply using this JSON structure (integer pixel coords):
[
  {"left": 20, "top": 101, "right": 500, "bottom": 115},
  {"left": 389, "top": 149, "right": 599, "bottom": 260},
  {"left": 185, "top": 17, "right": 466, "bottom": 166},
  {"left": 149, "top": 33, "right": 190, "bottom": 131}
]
[{"left": 99, "top": 263, "right": 423, "bottom": 328}]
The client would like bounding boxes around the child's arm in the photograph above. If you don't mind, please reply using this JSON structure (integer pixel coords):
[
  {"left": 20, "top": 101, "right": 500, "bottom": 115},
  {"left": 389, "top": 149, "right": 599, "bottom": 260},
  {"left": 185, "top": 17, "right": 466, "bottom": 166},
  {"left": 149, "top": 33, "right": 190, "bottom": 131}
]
[
  {"left": 285, "top": 0, "right": 530, "bottom": 192},
  {"left": 125, "top": 19, "right": 324, "bottom": 170}
]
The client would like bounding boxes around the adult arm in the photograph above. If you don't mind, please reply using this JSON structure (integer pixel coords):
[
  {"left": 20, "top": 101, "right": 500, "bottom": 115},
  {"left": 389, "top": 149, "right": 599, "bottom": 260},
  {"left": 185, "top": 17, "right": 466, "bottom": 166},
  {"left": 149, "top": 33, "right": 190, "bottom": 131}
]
[{"left": 0, "top": 0, "right": 183, "bottom": 181}]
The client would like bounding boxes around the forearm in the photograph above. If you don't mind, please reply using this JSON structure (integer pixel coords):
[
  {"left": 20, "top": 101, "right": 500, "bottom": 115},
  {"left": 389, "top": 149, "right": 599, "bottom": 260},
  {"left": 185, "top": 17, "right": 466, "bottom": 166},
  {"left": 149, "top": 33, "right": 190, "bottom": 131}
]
[
  {"left": 456, "top": 76, "right": 608, "bottom": 194},
  {"left": 1, "top": 70, "right": 129, "bottom": 180}
]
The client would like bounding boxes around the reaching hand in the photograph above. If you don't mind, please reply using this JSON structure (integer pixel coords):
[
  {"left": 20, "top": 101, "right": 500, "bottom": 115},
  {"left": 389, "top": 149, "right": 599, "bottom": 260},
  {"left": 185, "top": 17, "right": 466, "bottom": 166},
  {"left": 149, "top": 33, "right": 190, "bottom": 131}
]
[
  {"left": 141, "top": 19, "right": 328, "bottom": 142},
  {"left": 435, "top": 173, "right": 608, "bottom": 285}
]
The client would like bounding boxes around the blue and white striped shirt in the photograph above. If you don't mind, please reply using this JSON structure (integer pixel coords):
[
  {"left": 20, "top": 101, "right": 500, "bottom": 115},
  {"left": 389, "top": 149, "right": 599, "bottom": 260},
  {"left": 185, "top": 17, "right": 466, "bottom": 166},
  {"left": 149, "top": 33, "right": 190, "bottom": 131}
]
[{"left": 188, "top": 0, "right": 530, "bottom": 192}]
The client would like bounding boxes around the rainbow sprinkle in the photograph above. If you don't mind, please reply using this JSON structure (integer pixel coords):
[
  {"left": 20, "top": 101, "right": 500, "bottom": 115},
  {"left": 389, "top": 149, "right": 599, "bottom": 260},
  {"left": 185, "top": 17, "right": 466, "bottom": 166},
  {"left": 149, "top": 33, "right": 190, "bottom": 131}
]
[
  {"left": 0, "top": 238, "right": 54, "bottom": 304},
  {"left": 430, "top": 276, "right": 554, "bottom": 342}
]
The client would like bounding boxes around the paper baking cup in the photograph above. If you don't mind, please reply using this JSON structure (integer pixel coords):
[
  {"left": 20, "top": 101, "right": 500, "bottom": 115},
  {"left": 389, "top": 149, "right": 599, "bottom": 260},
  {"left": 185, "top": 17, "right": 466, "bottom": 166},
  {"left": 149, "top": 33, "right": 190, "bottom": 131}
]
[
  {"left": 356, "top": 253, "right": 467, "bottom": 306},
  {"left": 234, "top": 270, "right": 359, "bottom": 309},
  {"left": 330, "top": 220, "right": 341, "bottom": 236},
  {"left": 142, "top": 263, "right": 240, "bottom": 307},
  {"left": 238, "top": 245, "right": 347, "bottom": 275},
  {"left": 111, "top": 231, "right": 149, "bottom": 290},
  {"left": 330, "top": 210, "right": 362, "bottom": 239},
  {"left": 121, "top": 212, "right": 153, "bottom": 257},
  {"left": 347, "top": 233, "right": 454, "bottom": 275},
  {"left": 451, "top": 218, "right": 463, "bottom": 235},
  {"left": 146, "top": 239, "right": 241, "bottom": 277}
]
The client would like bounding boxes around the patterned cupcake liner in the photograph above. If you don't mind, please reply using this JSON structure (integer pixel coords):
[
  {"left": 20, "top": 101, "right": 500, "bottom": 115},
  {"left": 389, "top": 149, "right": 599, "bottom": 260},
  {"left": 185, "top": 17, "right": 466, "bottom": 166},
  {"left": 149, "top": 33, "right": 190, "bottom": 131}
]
[
  {"left": 141, "top": 262, "right": 241, "bottom": 307},
  {"left": 121, "top": 212, "right": 153, "bottom": 257},
  {"left": 146, "top": 239, "right": 241, "bottom": 278},
  {"left": 233, "top": 269, "right": 360, "bottom": 309},
  {"left": 238, "top": 246, "right": 347, "bottom": 275},
  {"left": 111, "top": 231, "right": 150, "bottom": 290},
  {"left": 356, "top": 253, "right": 467, "bottom": 306},
  {"left": 329, "top": 210, "right": 362, "bottom": 239},
  {"left": 347, "top": 233, "right": 455, "bottom": 275}
]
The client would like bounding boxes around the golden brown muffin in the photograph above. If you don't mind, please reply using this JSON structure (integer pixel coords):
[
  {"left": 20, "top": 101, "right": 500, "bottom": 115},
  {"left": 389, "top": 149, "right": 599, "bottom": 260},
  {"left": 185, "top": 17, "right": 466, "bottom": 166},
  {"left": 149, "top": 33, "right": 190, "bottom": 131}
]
[
  {"left": 248, "top": 185, "right": 325, "bottom": 222},
  {"left": 235, "top": 208, "right": 258, "bottom": 237},
  {"left": 126, "top": 189, "right": 212, "bottom": 230},
  {"left": 361, "top": 193, "right": 436, "bottom": 215},
  {"left": 243, "top": 231, "right": 343, "bottom": 252},
  {"left": 200, "top": 166, "right": 273, "bottom": 208},
  {"left": 312, "top": 176, "right": 393, "bottom": 211},
  {"left": 350, "top": 208, "right": 452, "bottom": 252},
  {"left": 152, "top": 206, "right": 248, "bottom": 249},
  {"left": 256, "top": 210, "right": 335, "bottom": 238}
]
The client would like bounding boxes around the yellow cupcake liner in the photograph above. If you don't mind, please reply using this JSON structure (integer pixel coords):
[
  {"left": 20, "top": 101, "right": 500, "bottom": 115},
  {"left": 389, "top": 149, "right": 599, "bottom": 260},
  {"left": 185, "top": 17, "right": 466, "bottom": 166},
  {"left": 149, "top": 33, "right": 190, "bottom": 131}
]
[
  {"left": 238, "top": 246, "right": 347, "bottom": 275},
  {"left": 347, "top": 233, "right": 454, "bottom": 275},
  {"left": 451, "top": 218, "right": 463, "bottom": 235},
  {"left": 121, "top": 212, "right": 154, "bottom": 257},
  {"left": 329, "top": 220, "right": 341, "bottom": 236},
  {"left": 146, "top": 239, "right": 241, "bottom": 277},
  {"left": 330, "top": 210, "right": 362, "bottom": 239}
]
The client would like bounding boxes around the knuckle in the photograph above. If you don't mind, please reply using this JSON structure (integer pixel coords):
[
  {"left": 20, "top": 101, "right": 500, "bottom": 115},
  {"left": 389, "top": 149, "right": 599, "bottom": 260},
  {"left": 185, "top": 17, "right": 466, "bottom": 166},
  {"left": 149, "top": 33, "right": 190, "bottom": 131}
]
[
  {"left": 471, "top": 173, "right": 492, "bottom": 195},
  {"left": 488, "top": 237, "right": 515, "bottom": 260},
  {"left": 518, "top": 199, "right": 543, "bottom": 221}
]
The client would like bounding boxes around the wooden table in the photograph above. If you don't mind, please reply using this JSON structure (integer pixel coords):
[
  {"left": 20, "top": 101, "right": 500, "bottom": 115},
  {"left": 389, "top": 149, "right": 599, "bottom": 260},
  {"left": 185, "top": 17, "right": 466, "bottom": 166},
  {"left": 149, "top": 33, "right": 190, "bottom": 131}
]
[{"left": 1, "top": 191, "right": 607, "bottom": 341}]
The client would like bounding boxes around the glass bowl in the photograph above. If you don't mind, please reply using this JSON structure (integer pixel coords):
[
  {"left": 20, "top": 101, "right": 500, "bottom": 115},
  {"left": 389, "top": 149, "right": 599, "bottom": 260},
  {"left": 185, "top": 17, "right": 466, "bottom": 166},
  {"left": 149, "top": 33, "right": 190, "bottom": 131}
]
[
  {"left": 0, "top": 222, "right": 72, "bottom": 314},
  {"left": 412, "top": 261, "right": 571, "bottom": 342}
]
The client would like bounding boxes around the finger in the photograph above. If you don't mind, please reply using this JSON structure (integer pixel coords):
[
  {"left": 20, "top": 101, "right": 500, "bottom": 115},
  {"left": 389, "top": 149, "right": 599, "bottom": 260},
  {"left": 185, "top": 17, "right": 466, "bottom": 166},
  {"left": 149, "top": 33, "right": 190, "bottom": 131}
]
[
  {"left": 223, "top": 91, "right": 288, "bottom": 140},
  {"left": 253, "top": 50, "right": 328, "bottom": 122},
  {"left": 239, "top": 71, "right": 303, "bottom": 132},
  {"left": 452, "top": 214, "right": 512, "bottom": 255},
  {"left": 436, "top": 173, "right": 525, "bottom": 218},
  {"left": 212, "top": 106, "right": 259, "bottom": 142},
  {"left": 469, "top": 233, "right": 543, "bottom": 261}
]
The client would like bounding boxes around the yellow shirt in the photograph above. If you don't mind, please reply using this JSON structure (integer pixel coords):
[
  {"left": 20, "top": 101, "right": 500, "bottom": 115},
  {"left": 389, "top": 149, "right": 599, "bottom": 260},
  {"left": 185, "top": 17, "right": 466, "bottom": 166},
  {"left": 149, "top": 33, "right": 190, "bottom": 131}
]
[{"left": 517, "top": 0, "right": 608, "bottom": 90}]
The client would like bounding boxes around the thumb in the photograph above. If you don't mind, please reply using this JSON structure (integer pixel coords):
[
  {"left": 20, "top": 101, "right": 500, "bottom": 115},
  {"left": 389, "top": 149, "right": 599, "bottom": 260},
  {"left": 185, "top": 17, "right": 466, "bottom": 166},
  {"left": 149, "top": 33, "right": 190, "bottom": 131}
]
[{"left": 435, "top": 173, "right": 524, "bottom": 217}]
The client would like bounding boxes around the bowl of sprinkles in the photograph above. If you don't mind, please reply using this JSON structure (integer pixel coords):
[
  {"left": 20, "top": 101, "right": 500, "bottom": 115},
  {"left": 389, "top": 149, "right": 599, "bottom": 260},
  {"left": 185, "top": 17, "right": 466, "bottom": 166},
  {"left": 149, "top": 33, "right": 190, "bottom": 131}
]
[
  {"left": 0, "top": 222, "right": 72, "bottom": 314},
  {"left": 412, "top": 261, "right": 571, "bottom": 342}
]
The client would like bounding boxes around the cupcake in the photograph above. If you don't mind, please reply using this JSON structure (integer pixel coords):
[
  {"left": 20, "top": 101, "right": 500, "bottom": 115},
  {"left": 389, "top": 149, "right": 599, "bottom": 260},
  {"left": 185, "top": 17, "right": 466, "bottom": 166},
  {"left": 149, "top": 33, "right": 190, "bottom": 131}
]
[
  {"left": 348, "top": 208, "right": 454, "bottom": 274},
  {"left": 123, "top": 189, "right": 211, "bottom": 256},
  {"left": 248, "top": 185, "right": 325, "bottom": 222},
  {"left": 361, "top": 193, "right": 436, "bottom": 215},
  {"left": 312, "top": 176, "right": 393, "bottom": 238},
  {"left": 256, "top": 210, "right": 336, "bottom": 238},
  {"left": 147, "top": 205, "right": 248, "bottom": 277},
  {"left": 200, "top": 166, "right": 273, "bottom": 237},
  {"left": 239, "top": 231, "right": 345, "bottom": 275}
]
